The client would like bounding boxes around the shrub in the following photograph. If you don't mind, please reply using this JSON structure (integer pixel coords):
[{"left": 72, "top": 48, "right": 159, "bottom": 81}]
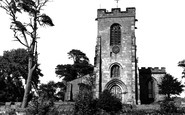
[
  {"left": 74, "top": 84, "right": 98, "bottom": 115},
  {"left": 97, "top": 89, "right": 122, "bottom": 115},
  {"left": 26, "top": 95, "right": 59, "bottom": 115},
  {"left": 160, "top": 98, "right": 177, "bottom": 113}
]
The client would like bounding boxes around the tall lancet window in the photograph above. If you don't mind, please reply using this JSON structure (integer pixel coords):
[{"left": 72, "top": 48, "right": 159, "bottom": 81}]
[
  {"left": 110, "top": 23, "right": 121, "bottom": 46},
  {"left": 111, "top": 65, "right": 120, "bottom": 78}
]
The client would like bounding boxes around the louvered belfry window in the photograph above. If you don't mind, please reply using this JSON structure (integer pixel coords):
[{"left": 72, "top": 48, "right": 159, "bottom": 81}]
[{"left": 110, "top": 24, "right": 121, "bottom": 46}]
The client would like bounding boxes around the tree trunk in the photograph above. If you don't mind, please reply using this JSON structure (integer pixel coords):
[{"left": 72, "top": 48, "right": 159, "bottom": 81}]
[
  {"left": 167, "top": 93, "right": 170, "bottom": 99},
  {"left": 21, "top": 10, "right": 37, "bottom": 108},
  {"left": 21, "top": 56, "right": 34, "bottom": 108}
]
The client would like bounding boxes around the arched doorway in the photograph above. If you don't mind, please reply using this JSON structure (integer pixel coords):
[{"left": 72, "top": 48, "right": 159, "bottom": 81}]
[
  {"left": 105, "top": 79, "right": 127, "bottom": 103},
  {"left": 110, "top": 85, "right": 122, "bottom": 99}
]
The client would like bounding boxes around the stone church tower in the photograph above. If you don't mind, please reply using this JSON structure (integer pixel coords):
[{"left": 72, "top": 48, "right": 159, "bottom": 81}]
[
  {"left": 94, "top": 7, "right": 140, "bottom": 104},
  {"left": 59, "top": 6, "right": 166, "bottom": 104}
]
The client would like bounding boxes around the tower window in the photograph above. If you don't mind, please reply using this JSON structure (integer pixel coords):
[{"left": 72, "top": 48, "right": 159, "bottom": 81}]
[
  {"left": 110, "top": 24, "right": 121, "bottom": 46},
  {"left": 111, "top": 65, "right": 120, "bottom": 78}
]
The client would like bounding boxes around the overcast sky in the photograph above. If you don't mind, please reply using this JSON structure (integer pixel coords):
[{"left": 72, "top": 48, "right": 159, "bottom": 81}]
[{"left": 0, "top": 0, "right": 185, "bottom": 95}]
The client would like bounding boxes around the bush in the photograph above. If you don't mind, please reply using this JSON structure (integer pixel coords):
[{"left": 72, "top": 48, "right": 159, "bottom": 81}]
[
  {"left": 160, "top": 98, "right": 177, "bottom": 113},
  {"left": 97, "top": 89, "right": 122, "bottom": 115},
  {"left": 26, "top": 95, "right": 59, "bottom": 115},
  {"left": 74, "top": 84, "right": 98, "bottom": 115}
]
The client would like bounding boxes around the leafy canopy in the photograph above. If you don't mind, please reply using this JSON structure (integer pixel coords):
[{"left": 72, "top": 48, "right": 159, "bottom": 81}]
[
  {"left": 0, "top": 48, "right": 43, "bottom": 102},
  {"left": 38, "top": 81, "right": 66, "bottom": 101},
  {"left": 56, "top": 49, "right": 94, "bottom": 82},
  {"left": 0, "top": 48, "right": 43, "bottom": 84},
  {"left": 159, "top": 74, "right": 184, "bottom": 98}
]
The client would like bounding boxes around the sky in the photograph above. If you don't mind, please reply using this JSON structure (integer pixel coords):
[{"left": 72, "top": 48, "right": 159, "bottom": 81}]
[{"left": 0, "top": 0, "right": 185, "bottom": 95}]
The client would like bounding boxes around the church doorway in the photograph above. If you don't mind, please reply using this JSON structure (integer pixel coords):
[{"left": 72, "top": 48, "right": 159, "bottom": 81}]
[
  {"left": 110, "top": 85, "right": 122, "bottom": 100},
  {"left": 105, "top": 79, "right": 127, "bottom": 103}
]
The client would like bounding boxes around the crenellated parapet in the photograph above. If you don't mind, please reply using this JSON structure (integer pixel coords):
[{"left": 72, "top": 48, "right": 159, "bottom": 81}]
[
  {"left": 96, "top": 7, "right": 136, "bottom": 20},
  {"left": 139, "top": 67, "right": 166, "bottom": 74}
]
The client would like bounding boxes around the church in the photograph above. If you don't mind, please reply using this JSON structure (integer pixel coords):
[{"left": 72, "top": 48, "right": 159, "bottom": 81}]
[{"left": 64, "top": 7, "right": 166, "bottom": 105}]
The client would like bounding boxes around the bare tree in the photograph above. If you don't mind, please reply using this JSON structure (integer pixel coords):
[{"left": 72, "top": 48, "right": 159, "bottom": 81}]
[{"left": 0, "top": 0, "right": 54, "bottom": 108}]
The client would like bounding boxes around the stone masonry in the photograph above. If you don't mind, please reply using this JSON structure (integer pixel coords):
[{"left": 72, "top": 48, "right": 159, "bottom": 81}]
[{"left": 94, "top": 8, "right": 139, "bottom": 104}]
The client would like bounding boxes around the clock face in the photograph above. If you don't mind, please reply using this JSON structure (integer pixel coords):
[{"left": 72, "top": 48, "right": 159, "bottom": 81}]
[{"left": 112, "top": 46, "right": 120, "bottom": 54}]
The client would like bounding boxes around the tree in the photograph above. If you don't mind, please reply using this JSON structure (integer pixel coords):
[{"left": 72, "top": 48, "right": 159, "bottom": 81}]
[
  {"left": 0, "top": 0, "right": 54, "bottom": 108},
  {"left": 56, "top": 64, "right": 77, "bottom": 82},
  {"left": 0, "top": 48, "right": 43, "bottom": 102},
  {"left": 159, "top": 74, "right": 184, "bottom": 99},
  {"left": 56, "top": 49, "right": 94, "bottom": 82},
  {"left": 38, "top": 81, "right": 66, "bottom": 101},
  {"left": 68, "top": 49, "right": 89, "bottom": 64},
  {"left": 97, "top": 89, "right": 122, "bottom": 115}
]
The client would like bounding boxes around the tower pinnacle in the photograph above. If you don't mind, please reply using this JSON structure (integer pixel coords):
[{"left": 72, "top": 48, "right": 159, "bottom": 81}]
[{"left": 115, "top": 0, "right": 120, "bottom": 8}]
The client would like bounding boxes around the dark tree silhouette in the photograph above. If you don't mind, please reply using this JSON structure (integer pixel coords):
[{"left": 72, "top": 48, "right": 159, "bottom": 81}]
[
  {"left": 56, "top": 49, "right": 94, "bottom": 82},
  {"left": 0, "top": 0, "right": 54, "bottom": 108},
  {"left": 159, "top": 74, "right": 184, "bottom": 99},
  {"left": 97, "top": 89, "right": 122, "bottom": 114},
  {"left": 37, "top": 81, "right": 66, "bottom": 102},
  {"left": 38, "top": 81, "right": 57, "bottom": 101},
  {"left": 0, "top": 48, "right": 43, "bottom": 102}
]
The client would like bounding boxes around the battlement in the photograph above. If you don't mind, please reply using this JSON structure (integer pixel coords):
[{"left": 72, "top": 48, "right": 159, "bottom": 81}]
[
  {"left": 96, "top": 7, "right": 136, "bottom": 20},
  {"left": 139, "top": 67, "right": 166, "bottom": 74}
]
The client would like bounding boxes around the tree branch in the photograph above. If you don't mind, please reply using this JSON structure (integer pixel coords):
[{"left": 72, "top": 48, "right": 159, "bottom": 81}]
[
  {"left": 37, "top": 0, "right": 49, "bottom": 11},
  {"left": 22, "top": 30, "right": 29, "bottom": 47},
  {"left": 31, "top": 64, "right": 37, "bottom": 72},
  {"left": 0, "top": 5, "right": 9, "bottom": 12},
  {"left": 10, "top": 25, "right": 28, "bottom": 47},
  {"left": 14, "top": 35, "right": 29, "bottom": 48}
]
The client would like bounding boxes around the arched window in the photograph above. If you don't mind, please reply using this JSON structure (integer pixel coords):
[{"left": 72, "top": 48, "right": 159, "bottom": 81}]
[
  {"left": 110, "top": 85, "right": 122, "bottom": 99},
  {"left": 111, "top": 65, "right": 120, "bottom": 78},
  {"left": 110, "top": 24, "right": 121, "bottom": 46},
  {"left": 148, "top": 79, "right": 155, "bottom": 99}
]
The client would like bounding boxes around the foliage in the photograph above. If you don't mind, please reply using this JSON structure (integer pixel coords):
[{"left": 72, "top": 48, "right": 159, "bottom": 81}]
[
  {"left": 38, "top": 81, "right": 66, "bottom": 101},
  {"left": 160, "top": 98, "right": 178, "bottom": 114},
  {"left": 38, "top": 81, "right": 57, "bottom": 101},
  {"left": 97, "top": 89, "right": 122, "bottom": 115},
  {"left": 158, "top": 74, "right": 184, "bottom": 99},
  {"left": 56, "top": 49, "right": 94, "bottom": 82},
  {"left": 0, "top": 48, "right": 42, "bottom": 102},
  {"left": 55, "top": 81, "right": 66, "bottom": 101},
  {"left": 56, "top": 64, "right": 77, "bottom": 82},
  {"left": 0, "top": 0, "right": 54, "bottom": 108},
  {"left": 26, "top": 95, "right": 59, "bottom": 115},
  {"left": 68, "top": 49, "right": 89, "bottom": 64},
  {"left": 26, "top": 81, "right": 62, "bottom": 115},
  {"left": 74, "top": 84, "right": 98, "bottom": 115}
]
